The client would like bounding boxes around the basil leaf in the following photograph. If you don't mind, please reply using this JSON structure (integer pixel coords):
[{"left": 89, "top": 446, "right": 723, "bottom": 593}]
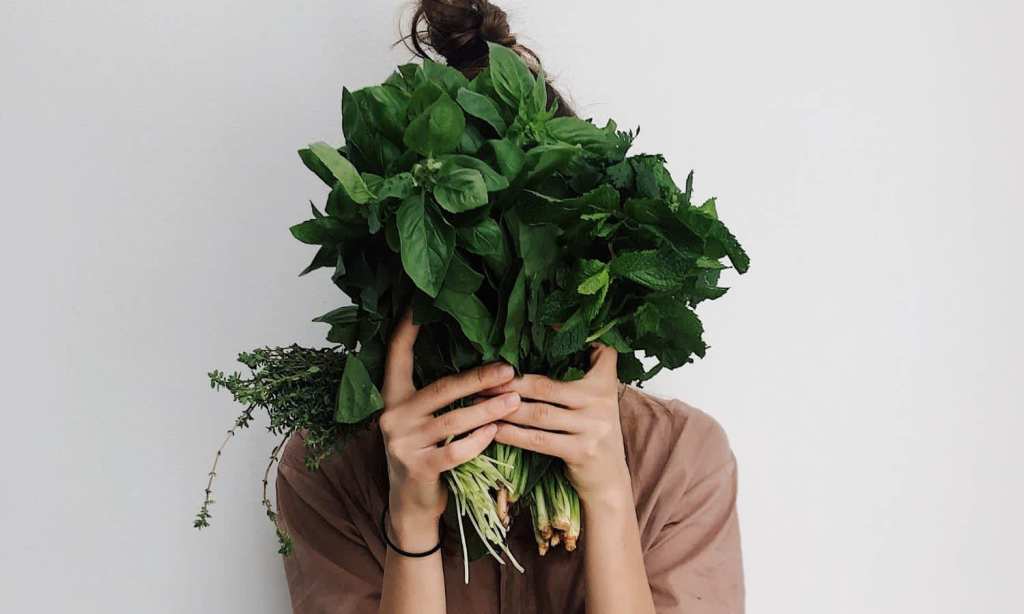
[
  {"left": 403, "top": 92, "right": 465, "bottom": 157},
  {"left": 441, "top": 253, "right": 485, "bottom": 294},
  {"left": 488, "top": 138, "right": 526, "bottom": 180},
  {"left": 433, "top": 167, "right": 489, "bottom": 212},
  {"left": 456, "top": 87, "right": 508, "bottom": 135},
  {"left": 518, "top": 223, "right": 560, "bottom": 278},
  {"left": 487, "top": 42, "right": 535, "bottom": 108},
  {"left": 437, "top": 154, "right": 509, "bottom": 191},
  {"left": 308, "top": 142, "right": 374, "bottom": 204},
  {"left": 434, "top": 288, "right": 496, "bottom": 358},
  {"left": 298, "top": 244, "right": 337, "bottom": 276},
  {"left": 336, "top": 354, "right": 384, "bottom": 424},
  {"left": 499, "top": 266, "right": 527, "bottom": 367},
  {"left": 524, "top": 143, "right": 580, "bottom": 184},
  {"left": 420, "top": 59, "right": 469, "bottom": 97},
  {"left": 457, "top": 218, "right": 508, "bottom": 274},
  {"left": 289, "top": 217, "right": 352, "bottom": 245},
  {"left": 397, "top": 192, "right": 454, "bottom": 297},
  {"left": 298, "top": 147, "right": 335, "bottom": 187}
]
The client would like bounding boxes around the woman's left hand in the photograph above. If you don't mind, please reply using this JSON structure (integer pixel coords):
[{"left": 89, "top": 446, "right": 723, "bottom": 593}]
[{"left": 483, "top": 343, "right": 631, "bottom": 506}]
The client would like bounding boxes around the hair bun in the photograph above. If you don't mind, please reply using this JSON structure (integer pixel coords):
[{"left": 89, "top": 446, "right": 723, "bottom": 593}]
[{"left": 407, "top": 1, "right": 523, "bottom": 72}]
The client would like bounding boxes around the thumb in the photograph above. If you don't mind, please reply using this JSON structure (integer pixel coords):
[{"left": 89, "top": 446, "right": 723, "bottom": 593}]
[{"left": 586, "top": 342, "right": 619, "bottom": 380}]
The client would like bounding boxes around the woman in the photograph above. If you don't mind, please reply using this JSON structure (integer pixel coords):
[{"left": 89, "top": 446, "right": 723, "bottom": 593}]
[{"left": 275, "top": 2, "right": 744, "bottom": 613}]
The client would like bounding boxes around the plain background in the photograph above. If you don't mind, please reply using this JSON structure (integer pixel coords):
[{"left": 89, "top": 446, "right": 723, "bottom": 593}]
[{"left": 2, "top": 1, "right": 1021, "bottom": 612}]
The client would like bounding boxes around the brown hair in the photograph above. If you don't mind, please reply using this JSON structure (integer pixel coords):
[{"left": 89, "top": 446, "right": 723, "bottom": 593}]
[{"left": 400, "top": 0, "right": 576, "bottom": 117}]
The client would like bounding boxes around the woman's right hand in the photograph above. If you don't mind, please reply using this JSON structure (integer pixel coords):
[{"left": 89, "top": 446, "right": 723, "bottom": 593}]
[{"left": 379, "top": 310, "right": 521, "bottom": 551}]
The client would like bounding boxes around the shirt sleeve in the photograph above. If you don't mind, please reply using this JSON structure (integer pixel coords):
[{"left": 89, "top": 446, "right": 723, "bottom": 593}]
[
  {"left": 275, "top": 433, "right": 385, "bottom": 614},
  {"left": 643, "top": 408, "right": 745, "bottom": 614}
]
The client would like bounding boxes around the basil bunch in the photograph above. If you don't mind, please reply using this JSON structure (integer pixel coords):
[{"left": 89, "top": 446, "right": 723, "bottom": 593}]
[
  {"left": 293, "top": 44, "right": 748, "bottom": 431},
  {"left": 199, "top": 42, "right": 749, "bottom": 568}
]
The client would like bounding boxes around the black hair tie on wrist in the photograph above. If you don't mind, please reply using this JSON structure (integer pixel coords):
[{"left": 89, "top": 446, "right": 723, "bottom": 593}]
[{"left": 380, "top": 504, "right": 444, "bottom": 558}]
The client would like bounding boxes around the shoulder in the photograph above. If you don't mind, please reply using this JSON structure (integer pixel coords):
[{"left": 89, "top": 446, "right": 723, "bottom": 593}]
[
  {"left": 278, "top": 421, "right": 388, "bottom": 512},
  {"left": 618, "top": 384, "right": 736, "bottom": 499}
]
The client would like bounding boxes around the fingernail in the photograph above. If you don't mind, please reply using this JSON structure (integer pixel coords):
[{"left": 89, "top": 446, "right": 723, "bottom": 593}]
[
  {"left": 481, "top": 423, "right": 498, "bottom": 436},
  {"left": 495, "top": 363, "right": 514, "bottom": 379},
  {"left": 504, "top": 392, "right": 520, "bottom": 408}
]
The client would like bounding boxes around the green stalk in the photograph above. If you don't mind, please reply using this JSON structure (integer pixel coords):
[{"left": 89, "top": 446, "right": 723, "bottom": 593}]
[
  {"left": 546, "top": 470, "right": 572, "bottom": 534},
  {"left": 532, "top": 480, "right": 552, "bottom": 543},
  {"left": 529, "top": 488, "right": 549, "bottom": 556},
  {"left": 444, "top": 447, "right": 527, "bottom": 581},
  {"left": 564, "top": 485, "right": 581, "bottom": 551}
]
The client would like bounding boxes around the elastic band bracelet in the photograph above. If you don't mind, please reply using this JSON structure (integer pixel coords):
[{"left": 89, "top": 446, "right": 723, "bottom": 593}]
[{"left": 380, "top": 505, "right": 444, "bottom": 558}]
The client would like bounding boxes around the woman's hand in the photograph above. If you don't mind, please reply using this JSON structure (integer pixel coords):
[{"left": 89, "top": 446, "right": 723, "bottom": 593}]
[
  {"left": 379, "top": 310, "right": 521, "bottom": 549},
  {"left": 484, "top": 343, "right": 631, "bottom": 506}
]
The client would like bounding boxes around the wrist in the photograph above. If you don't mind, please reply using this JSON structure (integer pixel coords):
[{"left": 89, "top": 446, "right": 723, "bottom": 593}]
[
  {"left": 579, "top": 466, "right": 634, "bottom": 517},
  {"left": 387, "top": 501, "right": 442, "bottom": 553}
]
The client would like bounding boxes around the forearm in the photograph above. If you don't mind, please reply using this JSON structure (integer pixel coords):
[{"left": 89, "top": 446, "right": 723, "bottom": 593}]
[
  {"left": 378, "top": 510, "right": 446, "bottom": 614},
  {"left": 582, "top": 486, "right": 656, "bottom": 614}
]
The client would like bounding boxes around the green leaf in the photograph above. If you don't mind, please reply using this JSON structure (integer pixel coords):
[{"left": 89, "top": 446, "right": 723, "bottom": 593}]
[
  {"left": 527, "top": 65, "right": 549, "bottom": 116},
  {"left": 518, "top": 223, "right": 560, "bottom": 277},
  {"left": 499, "top": 266, "right": 527, "bottom": 367},
  {"left": 698, "top": 197, "right": 718, "bottom": 219},
  {"left": 524, "top": 143, "right": 580, "bottom": 184},
  {"left": 336, "top": 354, "right": 384, "bottom": 423},
  {"left": 433, "top": 167, "right": 489, "bottom": 212},
  {"left": 437, "top": 155, "right": 509, "bottom": 191},
  {"left": 298, "top": 148, "right": 335, "bottom": 187},
  {"left": 397, "top": 192, "right": 455, "bottom": 297},
  {"left": 488, "top": 139, "right": 526, "bottom": 180},
  {"left": 440, "top": 253, "right": 485, "bottom": 294},
  {"left": 518, "top": 184, "right": 619, "bottom": 225},
  {"left": 403, "top": 93, "right": 465, "bottom": 157},
  {"left": 458, "top": 123, "right": 485, "bottom": 155},
  {"left": 299, "top": 244, "right": 337, "bottom": 276},
  {"left": 312, "top": 305, "right": 360, "bottom": 348},
  {"left": 370, "top": 172, "right": 415, "bottom": 201},
  {"left": 456, "top": 87, "right": 507, "bottom": 135},
  {"left": 549, "top": 312, "right": 588, "bottom": 358},
  {"left": 407, "top": 82, "right": 444, "bottom": 118},
  {"left": 457, "top": 218, "right": 508, "bottom": 273},
  {"left": 434, "top": 289, "right": 495, "bottom": 357},
  {"left": 309, "top": 142, "right": 375, "bottom": 204},
  {"left": 696, "top": 256, "right": 726, "bottom": 270},
  {"left": 420, "top": 59, "right": 470, "bottom": 97},
  {"left": 546, "top": 117, "right": 622, "bottom": 157},
  {"left": 488, "top": 42, "right": 536, "bottom": 108},
  {"left": 610, "top": 248, "right": 694, "bottom": 290},
  {"left": 577, "top": 264, "right": 609, "bottom": 295},
  {"left": 362, "top": 85, "right": 409, "bottom": 144},
  {"left": 289, "top": 217, "right": 351, "bottom": 245}
]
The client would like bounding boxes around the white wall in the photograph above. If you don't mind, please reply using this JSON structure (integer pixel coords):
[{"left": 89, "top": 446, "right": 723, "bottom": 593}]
[{"left": 2, "top": 1, "right": 1021, "bottom": 612}]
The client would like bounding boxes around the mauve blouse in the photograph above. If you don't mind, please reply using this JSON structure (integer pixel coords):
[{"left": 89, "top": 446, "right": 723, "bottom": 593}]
[{"left": 275, "top": 383, "right": 745, "bottom": 613}]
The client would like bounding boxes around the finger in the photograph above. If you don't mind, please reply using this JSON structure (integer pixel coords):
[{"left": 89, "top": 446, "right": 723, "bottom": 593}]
[
  {"left": 417, "top": 393, "right": 521, "bottom": 446},
  {"left": 493, "top": 423, "right": 577, "bottom": 460},
  {"left": 383, "top": 309, "right": 419, "bottom": 403},
  {"left": 433, "top": 423, "right": 499, "bottom": 472},
  {"left": 412, "top": 362, "right": 516, "bottom": 414},
  {"left": 502, "top": 401, "right": 583, "bottom": 433},
  {"left": 482, "top": 374, "right": 587, "bottom": 406},
  {"left": 585, "top": 342, "right": 619, "bottom": 380}
]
